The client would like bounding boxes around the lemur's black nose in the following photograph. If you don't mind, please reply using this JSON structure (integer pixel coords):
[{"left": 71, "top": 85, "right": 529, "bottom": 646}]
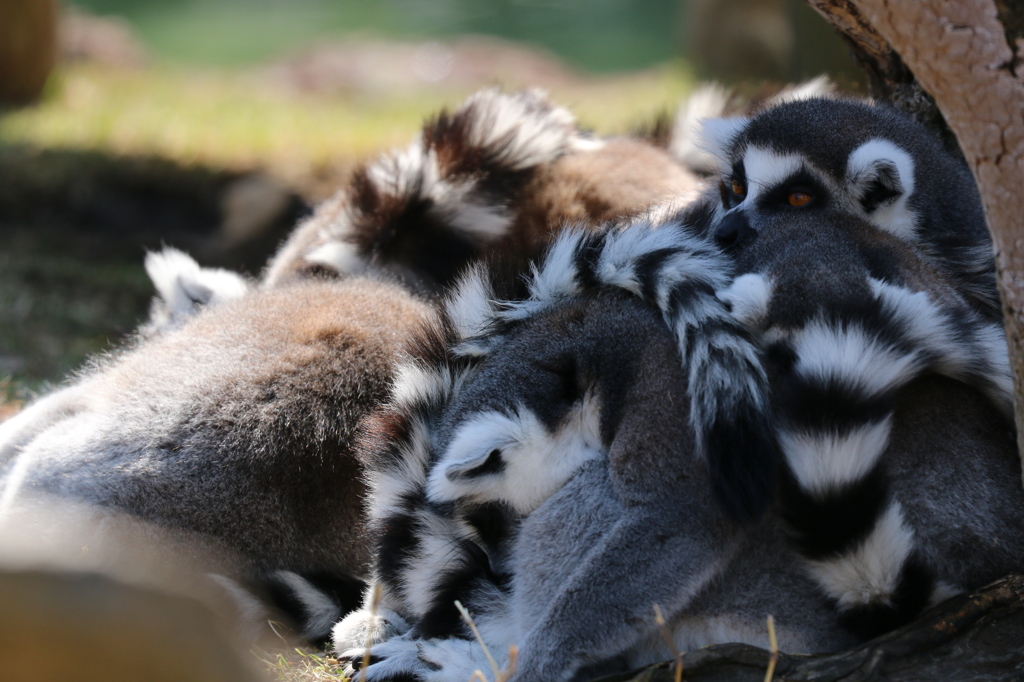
[{"left": 714, "top": 210, "right": 756, "bottom": 250}]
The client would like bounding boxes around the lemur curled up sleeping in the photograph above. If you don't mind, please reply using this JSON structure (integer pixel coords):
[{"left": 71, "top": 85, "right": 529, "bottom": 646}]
[{"left": 331, "top": 96, "right": 1023, "bottom": 681}]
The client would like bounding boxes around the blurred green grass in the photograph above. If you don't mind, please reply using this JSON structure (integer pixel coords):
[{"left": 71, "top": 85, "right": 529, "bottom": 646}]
[{"left": 2, "top": 63, "right": 692, "bottom": 188}]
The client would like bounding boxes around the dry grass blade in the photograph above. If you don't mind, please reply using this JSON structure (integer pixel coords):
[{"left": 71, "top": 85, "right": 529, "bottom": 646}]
[
  {"left": 360, "top": 582, "right": 383, "bottom": 682},
  {"left": 252, "top": 646, "right": 347, "bottom": 682},
  {"left": 653, "top": 604, "right": 683, "bottom": 682},
  {"left": 503, "top": 645, "right": 518, "bottom": 682},
  {"left": 454, "top": 599, "right": 501, "bottom": 682},
  {"left": 764, "top": 614, "right": 778, "bottom": 682}
]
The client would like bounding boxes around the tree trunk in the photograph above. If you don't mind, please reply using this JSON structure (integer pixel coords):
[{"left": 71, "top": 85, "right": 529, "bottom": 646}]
[
  {"left": 808, "top": 0, "right": 1024, "bottom": 483},
  {"left": 0, "top": 0, "right": 57, "bottom": 106}
]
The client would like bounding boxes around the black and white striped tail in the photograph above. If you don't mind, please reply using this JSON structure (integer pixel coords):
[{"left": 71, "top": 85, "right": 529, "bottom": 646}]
[
  {"left": 355, "top": 314, "right": 494, "bottom": 638},
  {"left": 773, "top": 277, "right": 1012, "bottom": 639},
  {"left": 263, "top": 88, "right": 581, "bottom": 289}
]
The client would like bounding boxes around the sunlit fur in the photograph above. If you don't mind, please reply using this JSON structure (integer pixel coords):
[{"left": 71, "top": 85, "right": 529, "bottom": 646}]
[
  {"left": 263, "top": 88, "right": 701, "bottom": 294},
  {"left": 0, "top": 275, "right": 433, "bottom": 643},
  {"left": 2, "top": 88, "right": 714, "bottom": 644}
]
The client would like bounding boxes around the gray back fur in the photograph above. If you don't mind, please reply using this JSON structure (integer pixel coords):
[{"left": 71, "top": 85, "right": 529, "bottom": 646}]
[{"left": 0, "top": 277, "right": 433, "bottom": 639}]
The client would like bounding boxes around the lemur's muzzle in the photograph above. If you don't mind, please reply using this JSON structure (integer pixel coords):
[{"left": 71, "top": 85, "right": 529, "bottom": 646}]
[{"left": 714, "top": 209, "right": 756, "bottom": 251}]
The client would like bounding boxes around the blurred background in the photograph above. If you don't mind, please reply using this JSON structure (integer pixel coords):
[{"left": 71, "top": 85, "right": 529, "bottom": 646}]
[{"left": 0, "top": 0, "right": 864, "bottom": 411}]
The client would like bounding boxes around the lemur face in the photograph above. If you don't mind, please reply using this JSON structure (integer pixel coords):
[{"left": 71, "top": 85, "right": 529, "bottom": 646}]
[
  {"left": 425, "top": 306, "right": 605, "bottom": 517},
  {"left": 422, "top": 290, "right": 667, "bottom": 518},
  {"left": 701, "top": 99, "right": 921, "bottom": 255}
]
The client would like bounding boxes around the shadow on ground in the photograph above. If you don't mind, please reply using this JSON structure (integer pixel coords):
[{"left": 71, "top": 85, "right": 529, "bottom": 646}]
[{"left": 0, "top": 144, "right": 309, "bottom": 393}]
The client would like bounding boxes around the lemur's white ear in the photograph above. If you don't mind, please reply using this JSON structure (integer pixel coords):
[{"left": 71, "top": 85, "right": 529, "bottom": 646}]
[
  {"left": 444, "top": 448, "right": 504, "bottom": 481},
  {"left": 847, "top": 139, "right": 915, "bottom": 213},
  {"left": 143, "top": 248, "right": 249, "bottom": 333},
  {"left": 439, "top": 411, "right": 514, "bottom": 480},
  {"left": 428, "top": 411, "right": 518, "bottom": 502},
  {"left": 671, "top": 83, "right": 733, "bottom": 176},
  {"left": 694, "top": 116, "right": 750, "bottom": 175}
]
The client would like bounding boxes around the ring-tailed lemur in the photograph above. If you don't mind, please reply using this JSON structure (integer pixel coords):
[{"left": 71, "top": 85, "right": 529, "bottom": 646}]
[
  {"left": 692, "top": 95, "right": 1015, "bottom": 638},
  {"left": 333, "top": 210, "right": 1024, "bottom": 681},
  {"left": 0, "top": 258, "right": 434, "bottom": 640},
  {"left": 262, "top": 88, "right": 701, "bottom": 293},
  {"left": 698, "top": 95, "right": 999, "bottom": 321},
  {"left": 333, "top": 92, "right": 1023, "bottom": 673},
  {"left": 720, "top": 210, "right": 1015, "bottom": 640},
  {"left": 348, "top": 212, "right": 779, "bottom": 627},
  {"left": 336, "top": 293, "right": 844, "bottom": 682}
]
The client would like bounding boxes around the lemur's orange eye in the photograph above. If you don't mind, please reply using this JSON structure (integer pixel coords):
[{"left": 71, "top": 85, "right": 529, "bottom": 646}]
[
  {"left": 788, "top": 191, "right": 812, "bottom": 207},
  {"left": 731, "top": 180, "right": 745, "bottom": 196}
]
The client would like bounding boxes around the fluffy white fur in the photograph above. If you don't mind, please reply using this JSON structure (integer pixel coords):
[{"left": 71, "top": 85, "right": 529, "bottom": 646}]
[
  {"left": 807, "top": 503, "right": 916, "bottom": 610},
  {"left": 718, "top": 273, "right": 773, "bottom": 329},
  {"left": 869, "top": 278, "right": 1013, "bottom": 414},
  {"left": 333, "top": 602, "right": 411, "bottom": 653},
  {"left": 597, "top": 226, "right": 729, "bottom": 302},
  {"left": 365, "top": 417, "right": 432, "bottom": 523},
  {"left": 790, "top": 319, "right": 923, "bottom": 399},
  {"left": 462, "top": 88, "right": 577, "bottom": 171},
  {"left": 143, "top": 247, "right": 249, "bottom": 332},
  {"left": 428, "top": 395, "right": 603, "bottom": 516},
  {"left": 401, "top": 510, "right": 474, "bottom": 617},
  {"left": 779, "top": 419, "right": 894, "bottom": 495},
  {"left": 304, "top": 241, "right": 367, "bottom": 276},
  {"left": 696, "top": 117, "right": 750, "bottom": 174},
  {"left": 671, "top": 83, "right": 734, "bottom": 176},
  {"left": 431, "top": 180, "right": 513, "bottom": 241}
]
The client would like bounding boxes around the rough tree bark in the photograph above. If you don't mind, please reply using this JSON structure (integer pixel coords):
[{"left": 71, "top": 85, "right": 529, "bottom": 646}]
[{"left": 807, "top": 0, "right": 1024, "bottom": 481}]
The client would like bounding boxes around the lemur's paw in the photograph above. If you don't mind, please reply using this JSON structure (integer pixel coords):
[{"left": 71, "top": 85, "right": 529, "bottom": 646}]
[{"left": 331, "top": 607, "right": 409, "bottom": 655}]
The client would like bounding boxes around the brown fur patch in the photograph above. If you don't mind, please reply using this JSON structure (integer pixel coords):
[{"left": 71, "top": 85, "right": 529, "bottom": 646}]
[
  {"left": 87, "top": 277, "right": 434, "bottom": 576},
  {"left": 495, "top": 138, "right": 702, "bottom": 261}
]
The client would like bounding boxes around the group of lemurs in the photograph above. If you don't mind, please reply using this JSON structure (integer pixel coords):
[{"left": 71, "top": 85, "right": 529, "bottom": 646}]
[{"left": 1, "top": 80, "right": 1022, "bottom": 681}]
